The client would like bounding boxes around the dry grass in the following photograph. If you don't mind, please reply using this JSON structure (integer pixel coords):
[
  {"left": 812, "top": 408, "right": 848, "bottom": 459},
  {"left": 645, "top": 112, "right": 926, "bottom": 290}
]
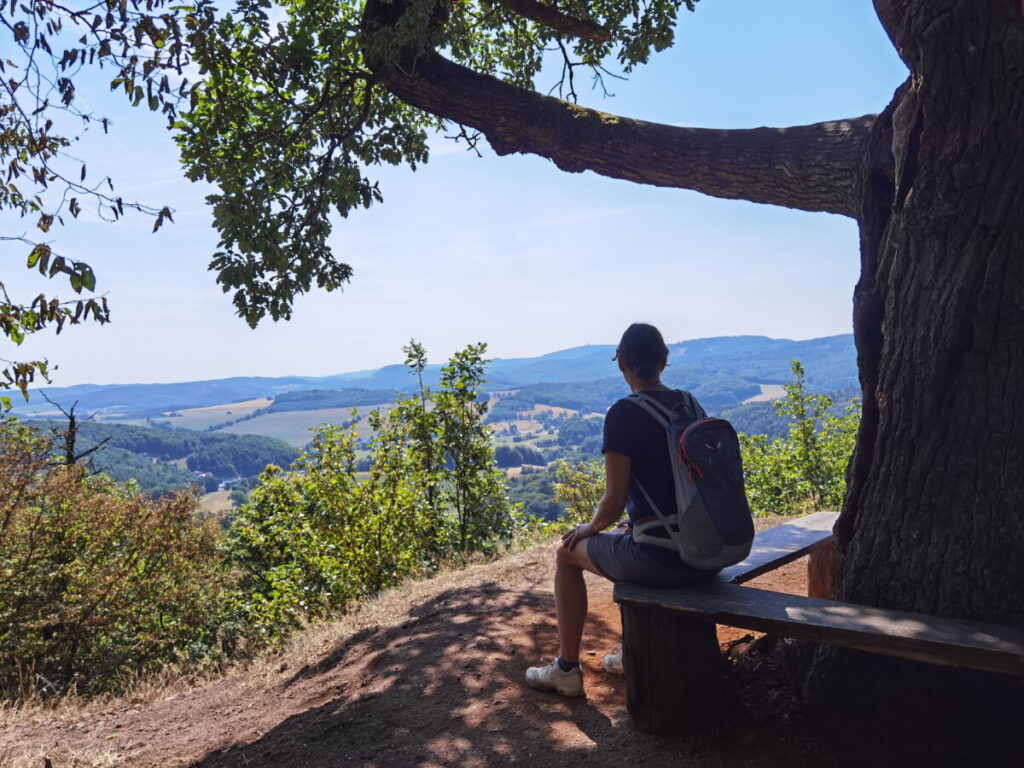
[
  {"left": 1, "top": 744, "right": 123, "bottom": 768},
  {"left": 742, "top": 384, "right": 787, "bottom": 404},
  {"left": 198, "top": 489, "right": 233, "bottom": 514},
  {"left": 0, "top": 651, "right": 235, "bottom": 732}
]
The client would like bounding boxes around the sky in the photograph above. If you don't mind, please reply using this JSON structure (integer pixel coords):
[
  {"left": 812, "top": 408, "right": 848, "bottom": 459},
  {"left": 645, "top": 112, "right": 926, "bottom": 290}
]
[{"left": 3, "top": 1, "right": 908, "bottom": 386}]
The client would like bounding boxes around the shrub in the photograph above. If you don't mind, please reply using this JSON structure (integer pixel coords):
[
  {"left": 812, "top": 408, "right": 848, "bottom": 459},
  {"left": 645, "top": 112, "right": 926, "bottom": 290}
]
[
  {"left": 739, "top": 362, "right": 859, "bottom": 516},
  {"left": 0, "top": 419, "right": 229, "bottom": 699},
  {"left": 552, "top": 459, "right": 604, "bottom": 524}
]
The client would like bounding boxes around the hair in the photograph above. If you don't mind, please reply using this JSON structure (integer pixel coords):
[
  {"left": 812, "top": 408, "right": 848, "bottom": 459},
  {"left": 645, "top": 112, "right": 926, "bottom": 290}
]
[{"left": 616, "top": 323, "right": 669, "bottom": 382}]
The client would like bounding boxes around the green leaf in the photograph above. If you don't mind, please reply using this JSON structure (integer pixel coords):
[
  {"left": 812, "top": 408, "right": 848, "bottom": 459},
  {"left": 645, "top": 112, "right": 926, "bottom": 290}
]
[{"left": 27, "top": 244, "right": 50, "bottom": 269}]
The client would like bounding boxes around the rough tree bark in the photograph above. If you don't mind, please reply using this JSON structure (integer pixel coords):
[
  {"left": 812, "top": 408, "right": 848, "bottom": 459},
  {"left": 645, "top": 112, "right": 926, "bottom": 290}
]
[
  {"left": 812, "top": 2, "right": 1024, "bottom": 763},
  {"left": 362, "top": 0, "right": 1024, "bottom": 762}
]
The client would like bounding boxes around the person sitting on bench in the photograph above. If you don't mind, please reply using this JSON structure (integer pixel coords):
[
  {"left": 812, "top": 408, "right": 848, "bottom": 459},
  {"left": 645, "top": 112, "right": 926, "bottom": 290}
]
[{"left": 525, "top": 323, "right": 720, "bottom": 697}]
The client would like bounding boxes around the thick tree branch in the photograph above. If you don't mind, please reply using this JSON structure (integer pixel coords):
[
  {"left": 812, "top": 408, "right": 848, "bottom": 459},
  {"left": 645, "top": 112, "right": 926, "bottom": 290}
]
[
  {"left": 371, "top": 51, "right": 872, "bottom": 217},
  {"left": 498, "top": 0, "right": 612, "bottom": 42}
]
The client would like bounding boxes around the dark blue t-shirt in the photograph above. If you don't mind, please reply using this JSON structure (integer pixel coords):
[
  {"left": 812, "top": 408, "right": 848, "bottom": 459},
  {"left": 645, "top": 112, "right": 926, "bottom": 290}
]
[{"left": 603, "top": 389, "right": 694, "bottom": 528}]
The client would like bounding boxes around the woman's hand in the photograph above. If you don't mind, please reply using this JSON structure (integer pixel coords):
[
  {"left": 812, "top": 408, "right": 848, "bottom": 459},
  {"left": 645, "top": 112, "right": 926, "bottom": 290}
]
[{"left": 561, "top": 523, "right": 595, "bottom": 551}]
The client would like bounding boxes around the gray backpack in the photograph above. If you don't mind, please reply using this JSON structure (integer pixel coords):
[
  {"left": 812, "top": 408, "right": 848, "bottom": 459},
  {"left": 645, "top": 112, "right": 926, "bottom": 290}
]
[{"left": 627, "top": 391, "right": 754, "bottom": 570}]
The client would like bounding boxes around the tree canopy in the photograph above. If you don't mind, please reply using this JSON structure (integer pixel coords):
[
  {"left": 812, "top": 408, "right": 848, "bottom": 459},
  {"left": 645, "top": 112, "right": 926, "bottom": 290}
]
[{"left": 1, "top": 0, "right": 707, "bottom": 396}]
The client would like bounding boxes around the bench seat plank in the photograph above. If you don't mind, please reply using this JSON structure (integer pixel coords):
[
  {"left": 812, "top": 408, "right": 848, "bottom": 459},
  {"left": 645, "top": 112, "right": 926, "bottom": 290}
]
[
  {"left": 719, "top": 510, "right": 838, "bottom": 584},
  {"left": 615, "top": 581, "right": 1024, "bottom": 677}
]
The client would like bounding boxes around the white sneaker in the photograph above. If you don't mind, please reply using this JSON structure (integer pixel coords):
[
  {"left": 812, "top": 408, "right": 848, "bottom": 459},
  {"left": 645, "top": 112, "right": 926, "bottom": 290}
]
[
  {"left": 603, "top": 647, "right": 624, "bottom": 675},
  {"left": 525, "top": 659, "right": 583, "bottom": 697}
]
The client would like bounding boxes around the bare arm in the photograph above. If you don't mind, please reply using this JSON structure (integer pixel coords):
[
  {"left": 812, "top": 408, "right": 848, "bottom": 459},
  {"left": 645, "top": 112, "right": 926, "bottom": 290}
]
[{"left": 562, "top": 450, "right": 631, "bottom": 550}]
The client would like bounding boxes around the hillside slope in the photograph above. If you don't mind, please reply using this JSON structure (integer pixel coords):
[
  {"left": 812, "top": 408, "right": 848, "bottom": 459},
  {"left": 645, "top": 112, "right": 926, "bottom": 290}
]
[{"left": 1, "top": 540, "right": 835, "bottom": 768}]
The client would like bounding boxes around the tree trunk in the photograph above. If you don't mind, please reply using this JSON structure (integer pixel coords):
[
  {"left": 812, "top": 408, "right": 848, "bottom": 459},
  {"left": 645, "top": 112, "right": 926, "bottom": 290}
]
[{"left": 819, "top": 2, "right": 1024, "bottom": 763}]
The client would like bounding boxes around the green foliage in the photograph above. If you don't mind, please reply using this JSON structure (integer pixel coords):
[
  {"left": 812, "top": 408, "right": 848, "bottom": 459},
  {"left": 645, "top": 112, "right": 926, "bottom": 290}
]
[
  {"left": 719, "top": 401, "right": 790, "bottom": 440},
  {"left": 435, "top": 343, "right": 510, "bottom": 554},
  {"left": 177, "top": 0, "right": 435, "bottom": 326},
  {"left": 495, "top": 445, "right": 524, "bottom": 468},
  {"left": 739, "top": 362, "right": 859, "bottom": 516},
  {"left": 90, "top": 446, "right": 201, "bottom": 497},
  {"left": 267, "top": 388, "right": 398, "bottom": 412},
  {"left": 171, "top": 0, "right": 703, "bottom": 326},
  {"left": 557, "top": 413, "right": 603, "bottom": 447},
  {"left": 221, "top": 340, "right": 513, "bottom": 639},
  {"left": 1, "top": 0, "right": 193, "bottom": 397},
  {"left": 552, "top": 458, "right": 605, "bottom": 525},
  {"left": 516, "top": 444, "right": 547, "bottom": 466},
  {"left": 185, "top": 434, "right": 299, "bottom": 478},
  {"left": 0, "top": 419, "right": 229, "bottom": 699},
  {"left": 26, "top": 419, "right": 299, "bottom": 493},
  {"left": 222, "top": 419, "right": 439, "bottom": 639},
  {"left": 506, "top": 469, "right": 563, "bottom": 520}
]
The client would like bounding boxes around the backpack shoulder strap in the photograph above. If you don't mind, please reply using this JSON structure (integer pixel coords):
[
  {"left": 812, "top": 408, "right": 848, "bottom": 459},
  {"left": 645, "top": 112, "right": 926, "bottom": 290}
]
[
  {"left": 683, "top": 390, "right": 708, "bottom": 420},
  {"left": 625, "top": 392, "right": 671, "bottom": 428}
]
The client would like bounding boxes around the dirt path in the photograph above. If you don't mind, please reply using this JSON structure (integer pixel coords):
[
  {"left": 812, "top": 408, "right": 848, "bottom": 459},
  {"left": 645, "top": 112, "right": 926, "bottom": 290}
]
[{"left": 1, "top": 544, "right": 836, "bottom": 768}]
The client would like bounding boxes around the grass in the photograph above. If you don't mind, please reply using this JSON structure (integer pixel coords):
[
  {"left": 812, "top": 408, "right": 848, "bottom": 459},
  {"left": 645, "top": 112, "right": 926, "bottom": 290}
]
[
  {"left": 1, "top": 745, "right": 122, "bottom": 768},
  {"left": 199, "top": 489, "right": 234, "bottom": 514}
]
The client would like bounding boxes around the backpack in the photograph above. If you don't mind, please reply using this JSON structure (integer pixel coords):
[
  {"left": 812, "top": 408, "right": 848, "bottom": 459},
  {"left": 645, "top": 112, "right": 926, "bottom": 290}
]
[{"left": 626, "top": 390, "right": 754, "bottom": 570}]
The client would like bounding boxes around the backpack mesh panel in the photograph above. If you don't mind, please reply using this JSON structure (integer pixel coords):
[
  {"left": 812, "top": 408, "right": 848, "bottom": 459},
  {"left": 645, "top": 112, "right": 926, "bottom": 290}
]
[{"left": 677, "top": 492, "right": 726, "bottom": 562}]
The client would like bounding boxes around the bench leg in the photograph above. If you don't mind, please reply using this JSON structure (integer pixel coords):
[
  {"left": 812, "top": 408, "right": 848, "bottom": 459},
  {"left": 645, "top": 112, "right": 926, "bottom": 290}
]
[
  {"left": 807, "top": 539, "right": 837, "bottom": 599},
  {"left": 619, "top": 602, "right": 725, "bottom": 736}
]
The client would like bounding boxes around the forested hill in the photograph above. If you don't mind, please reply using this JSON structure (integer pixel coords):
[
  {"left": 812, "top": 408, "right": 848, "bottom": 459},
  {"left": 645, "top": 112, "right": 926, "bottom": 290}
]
[
  {"left": 12, "top": 334, "right": 856, "bottom": 418},
  {"left": 26, "top": 421, "right": 299, "bottom": 497}
]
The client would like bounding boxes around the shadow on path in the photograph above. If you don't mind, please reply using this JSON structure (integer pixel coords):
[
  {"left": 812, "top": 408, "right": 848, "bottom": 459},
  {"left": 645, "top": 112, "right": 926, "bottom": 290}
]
[{"left": 190, "top": 580, "right": 626, "bottom": 767}]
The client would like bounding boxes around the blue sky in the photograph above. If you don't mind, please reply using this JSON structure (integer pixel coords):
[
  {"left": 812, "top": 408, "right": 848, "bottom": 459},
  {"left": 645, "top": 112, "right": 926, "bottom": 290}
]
[{"left": 3, "top": 1, "right": 907, "bottom": 386}]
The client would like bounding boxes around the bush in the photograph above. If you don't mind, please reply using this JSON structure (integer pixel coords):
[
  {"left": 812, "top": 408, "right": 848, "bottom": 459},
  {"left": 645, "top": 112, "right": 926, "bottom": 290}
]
[
  {"left": 739, "top": 362, "right": 859, "bottom": 516},
  {"left": 0, "top": 419, "right": 229, "bottom": 699},
  {"left": 552, "top": 459, "right": 605, "bottom": 524}
]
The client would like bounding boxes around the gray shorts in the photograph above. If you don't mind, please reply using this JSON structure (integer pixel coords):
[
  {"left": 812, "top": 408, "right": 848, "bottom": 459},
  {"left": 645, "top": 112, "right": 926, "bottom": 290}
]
[{"left": 587, "top": 531, "right": 719, "bottom": 587}]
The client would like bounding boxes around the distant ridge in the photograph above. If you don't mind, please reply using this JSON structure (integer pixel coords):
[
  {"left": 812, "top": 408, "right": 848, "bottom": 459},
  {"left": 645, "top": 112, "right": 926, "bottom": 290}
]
[{"left": 11, "top": 334, "right": 856, "bottom": 417}]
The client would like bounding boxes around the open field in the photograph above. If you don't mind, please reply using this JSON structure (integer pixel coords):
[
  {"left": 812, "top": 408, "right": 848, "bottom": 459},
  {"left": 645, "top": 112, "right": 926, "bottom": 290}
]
[
  {"left": 159, "top": 398, "right": 274, "bottom": 430},
  {"left": 743, "top": 384, "right": 787, "bottom": 404},
  {"left": 214, "top": 404, "right": 394, "bottom": 447},
  {"left": 199, "top": 489, "right": 234, "bottom": 514}
]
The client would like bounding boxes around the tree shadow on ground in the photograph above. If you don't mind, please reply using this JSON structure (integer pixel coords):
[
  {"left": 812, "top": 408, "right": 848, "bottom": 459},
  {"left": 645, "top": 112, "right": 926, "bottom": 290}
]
[
  {"left": 187, "top": 571, "right": 838, "bottom": 768},
  {"left": 189, "top": 580, "right": 629, "bottom": 767}
]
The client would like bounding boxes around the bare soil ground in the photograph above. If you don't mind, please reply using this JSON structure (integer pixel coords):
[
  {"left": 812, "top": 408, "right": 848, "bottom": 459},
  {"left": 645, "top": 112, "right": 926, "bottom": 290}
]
[{"left": 1, "top": 541, "right": 837, "bottom": 768}]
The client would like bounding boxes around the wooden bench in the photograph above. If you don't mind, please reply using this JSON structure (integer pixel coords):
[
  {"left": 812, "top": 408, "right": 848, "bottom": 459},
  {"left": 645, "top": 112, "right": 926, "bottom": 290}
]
[{"left": 612, "top": 511, "right": 1024, "bottom": 736}]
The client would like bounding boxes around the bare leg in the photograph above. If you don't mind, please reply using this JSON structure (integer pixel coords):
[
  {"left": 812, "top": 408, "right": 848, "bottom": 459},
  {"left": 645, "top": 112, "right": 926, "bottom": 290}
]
[{"left": 554, "top": 537, "right": 602, "bottom": 663}]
